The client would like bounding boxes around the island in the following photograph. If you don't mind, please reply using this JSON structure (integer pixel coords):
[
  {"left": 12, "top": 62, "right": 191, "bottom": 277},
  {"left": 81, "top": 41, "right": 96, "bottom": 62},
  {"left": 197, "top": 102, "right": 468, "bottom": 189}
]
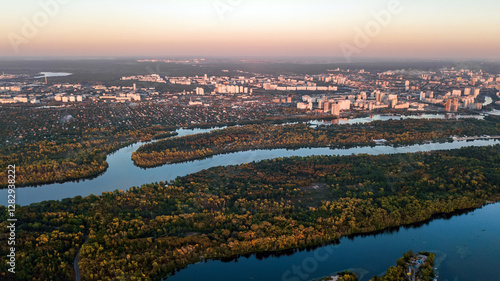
[
  {"left": 1, "top": 145, "right": 498, "bottom": 280},
  {"left": 132, "top": 117, "right": 500, "bottom": 168},
  {"left": 319, "top": 250, "right": 435, "bottom": 281}
]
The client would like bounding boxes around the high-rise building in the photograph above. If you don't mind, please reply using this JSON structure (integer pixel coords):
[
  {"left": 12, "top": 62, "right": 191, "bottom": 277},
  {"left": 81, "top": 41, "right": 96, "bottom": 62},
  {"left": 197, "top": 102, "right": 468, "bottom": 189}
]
[
  {"left": 324, "top": 102, "right": 331, "bottom": 112},
  {"left": 195, "top": 87, "right": 204, "bottom": 95},
  {"left": 387, "top": 94, "right": 398, "bottom": 107},
  {"left": 390, "top": 98, "right": 398, "bottom": 108},
  {"left": 297, "top": 102, "right": 308, "bottom": 109},
  {"left": 307, "top": 102, "right": 313, "bottom": 110},
  {"left": 445, "top": 99, "right": 452, "bottom": 111},
  {"left": 376, "top": 92, "right": 385, "bottom": 102},
  {"left": 331, "top": 103, "right": 340, "bottom": 116},
  {"left": 451, "top": 98, "right": 459, "bottom": 112},
  {"left": 473, "top": 88, "right": 481, "bottom": 97},
  {"left": 318, "top": 100, "right": 324, "bottom": 109},
  {"left": 338, "top": 100, "right": 351, "bottom": 110}
]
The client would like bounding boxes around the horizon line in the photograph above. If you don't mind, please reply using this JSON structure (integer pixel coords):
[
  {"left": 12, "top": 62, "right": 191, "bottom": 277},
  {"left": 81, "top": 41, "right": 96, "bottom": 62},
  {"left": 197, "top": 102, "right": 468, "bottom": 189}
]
[{"left": 1, "top": 55, "right": 499, "bottom": 63}]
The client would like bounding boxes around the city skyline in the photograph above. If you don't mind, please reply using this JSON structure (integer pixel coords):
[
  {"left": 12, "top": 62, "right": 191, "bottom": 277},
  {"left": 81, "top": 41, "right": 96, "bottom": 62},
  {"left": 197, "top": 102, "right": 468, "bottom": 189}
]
[{"left": 1, "top": 0, "right": 500, "bottom": 60}]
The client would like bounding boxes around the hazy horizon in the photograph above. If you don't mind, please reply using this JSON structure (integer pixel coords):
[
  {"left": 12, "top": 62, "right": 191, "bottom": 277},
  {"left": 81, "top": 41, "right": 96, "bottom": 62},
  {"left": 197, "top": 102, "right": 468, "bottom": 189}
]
[{"left": 1, "top": 0, "right": 499, "bottom": 60}]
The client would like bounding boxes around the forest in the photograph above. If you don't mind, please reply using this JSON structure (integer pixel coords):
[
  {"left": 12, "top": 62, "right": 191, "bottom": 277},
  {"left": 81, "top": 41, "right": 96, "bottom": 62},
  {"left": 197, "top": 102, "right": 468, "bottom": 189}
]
[
  {"left": 0, "top": 126, "right": 176, "bottom": 188},
  {"left": 0, "top": 101, "right": 379, "bottom": 188},
  {"left": 0, "top": 102, "right": 308, "bottom": 188},
  {"left": 1, "top": 144, "right": 499, "bottom": 280},
  {"left": 132, "top": 117, "right": 500, "bottom": 167}
]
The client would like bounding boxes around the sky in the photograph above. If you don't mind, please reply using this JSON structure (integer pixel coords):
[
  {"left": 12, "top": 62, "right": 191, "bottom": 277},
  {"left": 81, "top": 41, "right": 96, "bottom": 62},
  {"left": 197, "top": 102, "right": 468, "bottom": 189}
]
[{"left": 1, "top": 0, "right": 499, "bottom": 60}]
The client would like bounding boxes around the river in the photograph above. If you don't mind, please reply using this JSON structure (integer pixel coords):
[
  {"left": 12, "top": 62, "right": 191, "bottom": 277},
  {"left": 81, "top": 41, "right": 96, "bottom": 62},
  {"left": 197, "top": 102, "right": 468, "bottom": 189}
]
[
  {"left": 4, "top": 114, "right": 500, "bottom": 281},
  {"left": 166, "top": 202, "right": 500, "bottom": 281},
  {"left": 308, "top": 113, "right": 483, "bottom": 126},
  {"left": 4, "top": 114, "right": 500, "bottom": 206}
]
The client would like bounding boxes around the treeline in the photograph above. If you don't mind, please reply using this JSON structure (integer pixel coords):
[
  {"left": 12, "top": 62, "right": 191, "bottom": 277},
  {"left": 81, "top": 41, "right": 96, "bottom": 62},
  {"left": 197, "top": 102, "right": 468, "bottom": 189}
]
[
  {"left": 0, "top": 127, "right": 177, "bottom": 188},
  {"left": 132, "top": 118, "right": 500, "bottom": 167},
  {"left": 320, "top": 271, "right": 358, "bottom": 281},
  {"left": 370, "top": 250, "right": 435, "bottom": 281},
  {"left": 1, "top": 145, "right": 499, "bottom": 280}
]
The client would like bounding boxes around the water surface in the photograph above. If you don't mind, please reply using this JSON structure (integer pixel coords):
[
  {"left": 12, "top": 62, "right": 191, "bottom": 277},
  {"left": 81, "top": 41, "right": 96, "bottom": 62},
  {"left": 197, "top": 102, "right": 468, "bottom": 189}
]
[
  {"left": 166, "top": 203, "right": 500, "bottom": 281},
  {"left": 34, "top": 72, "right": 73, "bottom": 78},
  {"left": 5, "top": 138, "right": 499, "bottom": 206}
]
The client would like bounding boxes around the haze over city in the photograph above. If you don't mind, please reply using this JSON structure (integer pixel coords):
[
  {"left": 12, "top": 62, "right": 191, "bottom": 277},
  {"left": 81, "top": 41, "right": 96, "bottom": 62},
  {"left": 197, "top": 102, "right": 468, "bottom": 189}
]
[
  {"left": 3, "top": 1, "right": 500, "bottom": 280},
  {"left": 1, "top": 0, "right": 500, "bottom": 59}
]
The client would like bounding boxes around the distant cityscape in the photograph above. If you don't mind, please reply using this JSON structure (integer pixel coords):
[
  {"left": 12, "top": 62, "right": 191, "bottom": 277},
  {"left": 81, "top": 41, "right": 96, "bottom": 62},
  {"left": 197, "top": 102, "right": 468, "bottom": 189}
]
[{"left": 1, "top": 61, "right": 499, "bottom": 118}]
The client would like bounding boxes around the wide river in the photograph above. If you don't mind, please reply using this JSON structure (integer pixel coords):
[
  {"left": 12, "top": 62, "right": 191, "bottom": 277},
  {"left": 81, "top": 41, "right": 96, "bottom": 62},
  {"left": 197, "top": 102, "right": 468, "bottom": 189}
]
[
  {"left": 167, "top": 202, "right": 500, "bottom": 281},
  {"left": 3, "top": 114, "right": 500, "bottom": 281},
  {"left": 4, "top": 113, "right": 497, "bottom": 206}
]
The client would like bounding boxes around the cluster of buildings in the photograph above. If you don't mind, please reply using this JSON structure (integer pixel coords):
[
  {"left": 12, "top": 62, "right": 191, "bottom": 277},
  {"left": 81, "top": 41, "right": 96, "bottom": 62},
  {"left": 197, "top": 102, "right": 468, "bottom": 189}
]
[
  {"left": 293, "top": 68, "right": 500, "bottom": 115},
  {"left": 1, "top": 67, "right": 499, "bottom": 116},
  {"left": 297, "top": 90, "right": 416, "bottom": 116},
  {"left": 297, "top": 96, "right": 352, "bottom": 116},
  {"left": 0, "top": 80, "right": 145, "bottom": 104},
  {"left": 121, "top": 74, "right": 166, "bottom": 83}
]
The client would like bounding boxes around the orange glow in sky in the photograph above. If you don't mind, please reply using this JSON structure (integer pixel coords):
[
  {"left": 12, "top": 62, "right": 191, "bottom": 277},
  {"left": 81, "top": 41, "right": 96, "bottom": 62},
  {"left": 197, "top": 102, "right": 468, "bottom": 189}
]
[{"left": 1, "top": 0, "right": 499, "bottom": 59}]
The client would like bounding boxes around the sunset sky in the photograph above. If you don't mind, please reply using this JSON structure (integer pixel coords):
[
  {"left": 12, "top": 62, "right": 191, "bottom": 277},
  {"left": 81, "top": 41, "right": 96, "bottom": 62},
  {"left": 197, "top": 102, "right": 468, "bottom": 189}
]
[{"left": 1, "top": 0, "right": 499, "bottom": 60}]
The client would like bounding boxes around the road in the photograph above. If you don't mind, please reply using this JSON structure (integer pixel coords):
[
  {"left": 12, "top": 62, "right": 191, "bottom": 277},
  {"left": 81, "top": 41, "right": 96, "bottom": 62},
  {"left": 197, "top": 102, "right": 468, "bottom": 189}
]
[{"left": 74, "top": 236, "right": 89, "bottom": 281}]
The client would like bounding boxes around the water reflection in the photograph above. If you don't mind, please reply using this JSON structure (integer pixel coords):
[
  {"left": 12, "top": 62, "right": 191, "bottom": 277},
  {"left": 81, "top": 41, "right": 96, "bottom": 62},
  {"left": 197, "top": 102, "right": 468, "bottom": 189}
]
[
  {"left": 3, "top": 114, "right": 498, "bottom": 206},
  {"left": 166, "top": 203, "right": 500, "bottom": 281}
]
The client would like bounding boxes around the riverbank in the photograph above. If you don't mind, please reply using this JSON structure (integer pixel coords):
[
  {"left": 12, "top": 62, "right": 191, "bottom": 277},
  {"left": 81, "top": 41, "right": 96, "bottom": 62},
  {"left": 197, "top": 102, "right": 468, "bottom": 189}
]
[
  {"left": 451, "top": 135, "right": 500, "bottom": 141},
  {"left": 132, "top": 118, "right": 500, "bottom": 168},
  {"left": 168, "top": 203, "right": 500, "bottom": 281},
  {"left": 4, "top": 145, "right": 500, "bottom": 280},
  {"left": 3, "top": 139, "right": 500, "bottom": 206}
]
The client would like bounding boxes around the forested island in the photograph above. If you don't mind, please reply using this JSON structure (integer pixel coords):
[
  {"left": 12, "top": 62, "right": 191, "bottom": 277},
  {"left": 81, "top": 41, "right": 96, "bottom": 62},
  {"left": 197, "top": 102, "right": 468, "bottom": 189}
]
[
  {"left": 371, "top": 251, "right": 435, "bottom": 281},
  {"left": 132, "top": 117, "right": 500, "bottom": 168},
  {"left": 319, "top": 250, "right": 435, "bottom": 281},
  {"left": 1, "top": 144, "right": 499, "bottom": 280}
]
